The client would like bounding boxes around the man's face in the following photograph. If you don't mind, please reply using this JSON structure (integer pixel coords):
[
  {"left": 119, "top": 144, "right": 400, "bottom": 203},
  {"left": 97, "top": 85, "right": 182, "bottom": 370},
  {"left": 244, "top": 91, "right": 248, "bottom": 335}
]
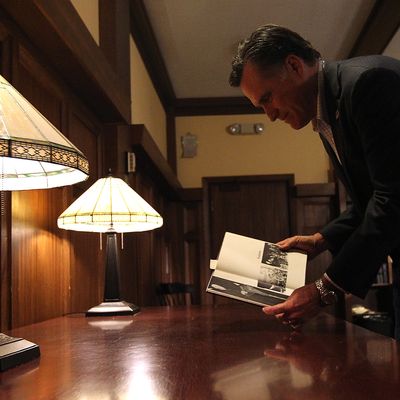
[{"left": 240, "top": 56, "right": 317, "bottom": 130}]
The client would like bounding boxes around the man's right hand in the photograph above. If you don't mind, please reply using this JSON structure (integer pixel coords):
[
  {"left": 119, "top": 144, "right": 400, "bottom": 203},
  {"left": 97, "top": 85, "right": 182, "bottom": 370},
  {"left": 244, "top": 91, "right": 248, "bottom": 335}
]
[{"left": 276, "top": 232, "right": 328, "bottom": 259}]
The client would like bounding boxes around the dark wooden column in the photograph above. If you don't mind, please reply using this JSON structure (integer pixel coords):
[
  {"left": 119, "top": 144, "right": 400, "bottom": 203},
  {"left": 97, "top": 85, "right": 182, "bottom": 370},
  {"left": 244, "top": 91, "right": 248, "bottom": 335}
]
[{"left": 99, "top": 0, "right": 131, "bottom": 98}]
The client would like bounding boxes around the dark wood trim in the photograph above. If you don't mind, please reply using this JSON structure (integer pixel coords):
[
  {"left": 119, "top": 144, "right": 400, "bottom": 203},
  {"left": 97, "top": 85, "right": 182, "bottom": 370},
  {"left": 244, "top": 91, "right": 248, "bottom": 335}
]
[
  {"left": 201, "top": 180, "right": 211, "bottom": 305},
  {"left": 129, "top": 0, "right": 175, "bottom": 109},
  {"left": 166, "top": 111, "right": 177, "bottom": 173},
  {"left": 202, "top": 174, "right": 295, "bottom": 185},
  {"left": 349, "top": 0, "right": 400, "bottom": 57},
  {"left": 99, "top": 0, "right": 131, "bottom": 98},
  {"left": 0, "top": 192, "right": 11, "bottom": 331},
  {"left": 173, "top": 97, "right": 263, "bottom": 116},
  {"left": 294, "top": 182, "right": 337, "bottom": 197},
  {"left": 179, "top": 188, "right": 203, "bottom": 202},
  {"left": 0, "top": 0, "right": 131, "bottom": 123}
]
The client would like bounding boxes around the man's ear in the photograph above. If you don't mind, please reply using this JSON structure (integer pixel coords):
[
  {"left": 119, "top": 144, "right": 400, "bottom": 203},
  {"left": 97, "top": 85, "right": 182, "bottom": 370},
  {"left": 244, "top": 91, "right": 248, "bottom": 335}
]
[{"left": 285, "top": 55, "right": 303, "bottom": 77}]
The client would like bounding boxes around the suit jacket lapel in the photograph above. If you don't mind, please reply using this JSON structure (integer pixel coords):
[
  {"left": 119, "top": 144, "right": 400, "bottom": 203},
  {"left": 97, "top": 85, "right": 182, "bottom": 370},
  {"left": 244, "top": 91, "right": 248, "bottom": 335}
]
[{"left": 323, "top": 63, "right": 358, "bottom": 204}]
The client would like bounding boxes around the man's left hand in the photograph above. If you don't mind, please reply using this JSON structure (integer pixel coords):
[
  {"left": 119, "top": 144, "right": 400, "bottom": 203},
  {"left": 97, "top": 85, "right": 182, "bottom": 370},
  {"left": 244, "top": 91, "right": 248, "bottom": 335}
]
[{"left": 262, "top": 283, "right": 321, "bottom": 329}]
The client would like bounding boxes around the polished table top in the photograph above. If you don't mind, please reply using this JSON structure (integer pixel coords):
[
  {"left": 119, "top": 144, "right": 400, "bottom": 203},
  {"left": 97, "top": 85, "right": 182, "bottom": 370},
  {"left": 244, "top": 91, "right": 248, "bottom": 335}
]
[{"left": 0, "top": 304, "right": 399, "bottom": 400}]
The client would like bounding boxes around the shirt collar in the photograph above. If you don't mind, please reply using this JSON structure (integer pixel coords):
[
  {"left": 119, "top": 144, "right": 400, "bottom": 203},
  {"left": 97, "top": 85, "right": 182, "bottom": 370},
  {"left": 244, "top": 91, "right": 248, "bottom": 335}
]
[{"left": 312, "top": 59, "right": 329, "bottom": 131}]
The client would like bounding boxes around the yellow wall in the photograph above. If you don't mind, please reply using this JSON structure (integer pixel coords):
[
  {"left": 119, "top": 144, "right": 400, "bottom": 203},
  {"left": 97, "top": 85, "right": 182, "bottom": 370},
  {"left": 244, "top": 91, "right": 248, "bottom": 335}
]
[
  {"left": 69, "top": 0, "right": 328, "bottom": 188},
  {"left": 176, "top": 115, "right": 330, "bottom": 188},
  {"left": 130, "top": 37, "right": 167, "bottom": 157},
  {"left": 70, "top": 0, "right": 99, "bottom": 45},
  {"left": 70, "top": 1, "right": 167, "bottom": 158}
]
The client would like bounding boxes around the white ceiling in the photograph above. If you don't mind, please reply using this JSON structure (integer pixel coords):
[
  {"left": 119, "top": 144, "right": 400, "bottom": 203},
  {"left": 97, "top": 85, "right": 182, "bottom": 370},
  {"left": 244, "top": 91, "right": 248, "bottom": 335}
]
[{"left": 143, "top": 0, "right": 378, "bottom": 99}]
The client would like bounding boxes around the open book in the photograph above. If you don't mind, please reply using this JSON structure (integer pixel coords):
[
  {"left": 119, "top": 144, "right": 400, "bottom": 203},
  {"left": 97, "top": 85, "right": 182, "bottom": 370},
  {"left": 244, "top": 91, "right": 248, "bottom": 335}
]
[{"left": 206, "top": 232, "right": 307, "bottom": 306}]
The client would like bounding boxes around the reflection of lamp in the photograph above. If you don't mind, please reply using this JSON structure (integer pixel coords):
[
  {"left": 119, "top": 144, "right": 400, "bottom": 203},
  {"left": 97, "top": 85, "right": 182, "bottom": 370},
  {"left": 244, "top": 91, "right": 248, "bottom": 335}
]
[
  {"left": 0, "top": 75, "right": 89, "bottom": 371},
  {"left": 57, "top": 175, "right": 163, "bottom": 316}
]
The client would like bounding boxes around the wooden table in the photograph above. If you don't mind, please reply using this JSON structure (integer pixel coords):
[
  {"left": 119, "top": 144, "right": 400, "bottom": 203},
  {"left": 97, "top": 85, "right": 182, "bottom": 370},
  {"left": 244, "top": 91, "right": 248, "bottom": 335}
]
[{"left": 0, "top": 304, "right": 399, "bottom": 399}]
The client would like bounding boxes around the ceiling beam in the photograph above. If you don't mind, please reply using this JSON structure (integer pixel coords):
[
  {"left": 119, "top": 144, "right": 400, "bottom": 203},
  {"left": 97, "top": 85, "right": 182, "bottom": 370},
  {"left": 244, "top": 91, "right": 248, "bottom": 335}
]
[
  {"left": 129, "top": 0, "right": 260, "bottom": 117},
  {"left": 349, "top": 0, "right": 400, "bottom": 57},
  {"left": 130, "top": 0, "right": 175, "bottom": 110},
  {"left": 173, "top": 97, "right": 263, "bottom": 116}
]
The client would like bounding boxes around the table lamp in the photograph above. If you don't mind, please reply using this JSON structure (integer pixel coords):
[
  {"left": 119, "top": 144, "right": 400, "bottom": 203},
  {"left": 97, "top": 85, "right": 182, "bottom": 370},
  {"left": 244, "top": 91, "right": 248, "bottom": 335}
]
[
  {"left": 0, "top": 74, "right": 89, "bottom": 371},
  {"left": 57, "top": 174, "right": 163, "bottom": 316}
]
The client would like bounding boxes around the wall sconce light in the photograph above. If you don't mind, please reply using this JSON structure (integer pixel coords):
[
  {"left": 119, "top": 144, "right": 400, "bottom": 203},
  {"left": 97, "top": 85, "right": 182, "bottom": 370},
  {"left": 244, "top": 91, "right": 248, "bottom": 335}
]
[{"left": 226, "top": 123, "right": 264, "bottom": 135}]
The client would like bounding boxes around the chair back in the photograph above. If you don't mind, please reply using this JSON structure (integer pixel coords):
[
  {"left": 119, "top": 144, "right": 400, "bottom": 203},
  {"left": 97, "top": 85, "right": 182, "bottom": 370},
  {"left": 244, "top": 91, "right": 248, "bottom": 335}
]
[{"left": 156, "top": 283, "right": 194, "bottom": 306}]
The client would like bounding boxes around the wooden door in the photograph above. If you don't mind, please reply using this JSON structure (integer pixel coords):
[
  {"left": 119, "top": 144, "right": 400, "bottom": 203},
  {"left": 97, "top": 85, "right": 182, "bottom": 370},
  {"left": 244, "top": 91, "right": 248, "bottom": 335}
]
[{"left": 202, "top": 174, "right": 295, "bottom": 304}]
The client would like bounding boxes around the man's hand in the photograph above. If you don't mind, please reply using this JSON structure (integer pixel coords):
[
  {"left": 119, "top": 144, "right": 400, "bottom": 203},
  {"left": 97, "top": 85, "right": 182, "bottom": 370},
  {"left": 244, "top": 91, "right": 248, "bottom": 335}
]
[
  {"left": 276, "top": 232, "right": 328, "bottom": 259},
  {"left": 262, "top": 283, "right": 321, "bottom": 328}
]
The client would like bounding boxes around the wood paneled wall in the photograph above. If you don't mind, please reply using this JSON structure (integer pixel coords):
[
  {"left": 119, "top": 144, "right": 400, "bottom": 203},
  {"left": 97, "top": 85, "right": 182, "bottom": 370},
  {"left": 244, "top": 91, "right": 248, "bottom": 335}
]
[
  {"left": 0, "top": 10, "right": 190, "bottom": 327},
  {"left": 293, "top": 183, "right": 338, "bottom": 284},
  {"left": 0, "top": 29, "right": 104, "bottom": 328},
  {"left": 0, "top": 3, "right": 185, "bottom": 330}
]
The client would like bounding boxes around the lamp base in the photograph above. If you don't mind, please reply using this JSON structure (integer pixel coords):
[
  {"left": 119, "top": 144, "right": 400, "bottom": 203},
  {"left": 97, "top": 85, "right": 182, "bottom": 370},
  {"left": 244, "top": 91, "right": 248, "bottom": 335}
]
[
  {"left": 0, "top": 334, "right": 40, "bottom": 372},
  {"left": 85, "top": 301, "right": 140, "bottom": 317}
]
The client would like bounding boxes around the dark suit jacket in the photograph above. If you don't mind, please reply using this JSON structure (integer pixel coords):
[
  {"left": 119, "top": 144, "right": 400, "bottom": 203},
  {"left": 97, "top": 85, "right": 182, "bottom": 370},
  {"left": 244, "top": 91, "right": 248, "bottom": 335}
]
[{"left": 319, "top": 55, "right": 400, "bottom": 298}]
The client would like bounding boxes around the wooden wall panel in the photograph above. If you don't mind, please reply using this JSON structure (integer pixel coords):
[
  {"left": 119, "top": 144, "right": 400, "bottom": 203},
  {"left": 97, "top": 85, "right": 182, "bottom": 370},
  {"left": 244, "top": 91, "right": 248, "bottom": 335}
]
[
  {"left": 182, "top": 193, "right": 203, "bottom": 304},
  {"left": 129, "top": 173, "right": 159, "bottom": 306},
  {"left": 11, "top": 188, "right": 70, "bottom": 327},
  {"left": 205, "top": 175, "right": 294, "bottom": 258},
  {"left": 15, "top": 46, "right": 64, "bottom": 129},
  {"left": 67, "top": 109, "right": 102, "bottom": 313},
  {"left": 293, "top": 183, "right": 338, "bottom": 284},
  {"left": 10, "top": 44, "right": 71, "bottom": 327},
  {"left": 4, "top": 38, "right": 103, "bottom": 324},
  {"left": 0, "top": 191, "right": 11, "bottom": 331}
]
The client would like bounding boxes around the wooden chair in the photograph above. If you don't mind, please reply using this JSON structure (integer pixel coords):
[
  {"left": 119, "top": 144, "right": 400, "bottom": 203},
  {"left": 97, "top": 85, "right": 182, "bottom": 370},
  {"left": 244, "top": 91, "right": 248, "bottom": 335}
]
[{"left": 156, "top": 283, "right": 195, "bottom": 306}]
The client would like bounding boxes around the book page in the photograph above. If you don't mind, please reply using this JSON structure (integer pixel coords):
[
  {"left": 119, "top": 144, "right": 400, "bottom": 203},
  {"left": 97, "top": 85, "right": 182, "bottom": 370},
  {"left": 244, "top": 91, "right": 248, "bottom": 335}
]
[
  {"left": 211, "top": 269, "right": 294, "bottom": 298},
  {"left": 216, "top": 232, "right": 306, "bottom": 292},
  {"left": 207, "top": 270, "right": 288, "bottom": 306}
]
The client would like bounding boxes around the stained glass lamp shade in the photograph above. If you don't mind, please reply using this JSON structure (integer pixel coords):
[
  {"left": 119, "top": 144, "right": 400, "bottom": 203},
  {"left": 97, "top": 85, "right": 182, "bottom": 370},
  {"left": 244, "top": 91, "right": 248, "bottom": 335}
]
[
  {"left": 0, "top": 75, "right": 89, "bottom": 190},
  {"left": 57, "top": 175, "right": 163, "bottom": 233},
  {"left": 57, "top": 175, "right": 163, "bottom": 316},
  {"left": 0, "top": 74, "right": 89, "bottom": 371}
]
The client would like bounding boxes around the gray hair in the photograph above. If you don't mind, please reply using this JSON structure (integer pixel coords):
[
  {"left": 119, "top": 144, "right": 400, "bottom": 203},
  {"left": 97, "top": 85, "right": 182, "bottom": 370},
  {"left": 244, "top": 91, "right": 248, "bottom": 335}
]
[{"left": 229, "top": 24, "right": 320, "bottom": 87}]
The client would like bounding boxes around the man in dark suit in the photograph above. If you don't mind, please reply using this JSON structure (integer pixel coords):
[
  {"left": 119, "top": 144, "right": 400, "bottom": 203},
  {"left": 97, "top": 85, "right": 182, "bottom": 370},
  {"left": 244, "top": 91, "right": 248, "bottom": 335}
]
[{"left": 229, "top": 24, "right": 400, "bottom": 339}]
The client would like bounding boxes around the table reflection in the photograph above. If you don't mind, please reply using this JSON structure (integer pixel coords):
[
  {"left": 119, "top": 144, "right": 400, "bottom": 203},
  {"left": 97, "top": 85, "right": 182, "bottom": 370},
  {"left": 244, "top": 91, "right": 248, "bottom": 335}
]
[
  {"left": 2, "top": 306, "right": 400, "bottom": 400},
  {"left": 212, "top": 326, "right": 400, "bottom": 400}
]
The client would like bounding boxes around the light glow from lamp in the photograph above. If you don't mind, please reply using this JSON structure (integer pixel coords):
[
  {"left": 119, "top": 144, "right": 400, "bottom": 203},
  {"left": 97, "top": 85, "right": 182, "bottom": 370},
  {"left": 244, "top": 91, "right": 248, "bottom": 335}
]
[
  {"left": 57, "top": 176, "right": 163, "bottom": 233},
  {"left": 0, "top": 75, "right": 89, "bottom": 190}
]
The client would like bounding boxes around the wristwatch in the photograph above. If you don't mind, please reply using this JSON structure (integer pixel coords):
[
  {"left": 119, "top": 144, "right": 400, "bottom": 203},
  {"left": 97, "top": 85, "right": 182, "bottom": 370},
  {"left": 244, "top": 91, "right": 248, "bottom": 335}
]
[{"left": 315, "top": 278, "right": 338, "bottom": 306}]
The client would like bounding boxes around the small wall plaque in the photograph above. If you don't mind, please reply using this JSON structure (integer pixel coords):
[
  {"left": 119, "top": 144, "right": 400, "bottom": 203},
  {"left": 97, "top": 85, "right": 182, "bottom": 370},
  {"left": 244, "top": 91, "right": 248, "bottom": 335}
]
[{"left": 181, "top": 132, "right": 198, "bottom": 158}]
